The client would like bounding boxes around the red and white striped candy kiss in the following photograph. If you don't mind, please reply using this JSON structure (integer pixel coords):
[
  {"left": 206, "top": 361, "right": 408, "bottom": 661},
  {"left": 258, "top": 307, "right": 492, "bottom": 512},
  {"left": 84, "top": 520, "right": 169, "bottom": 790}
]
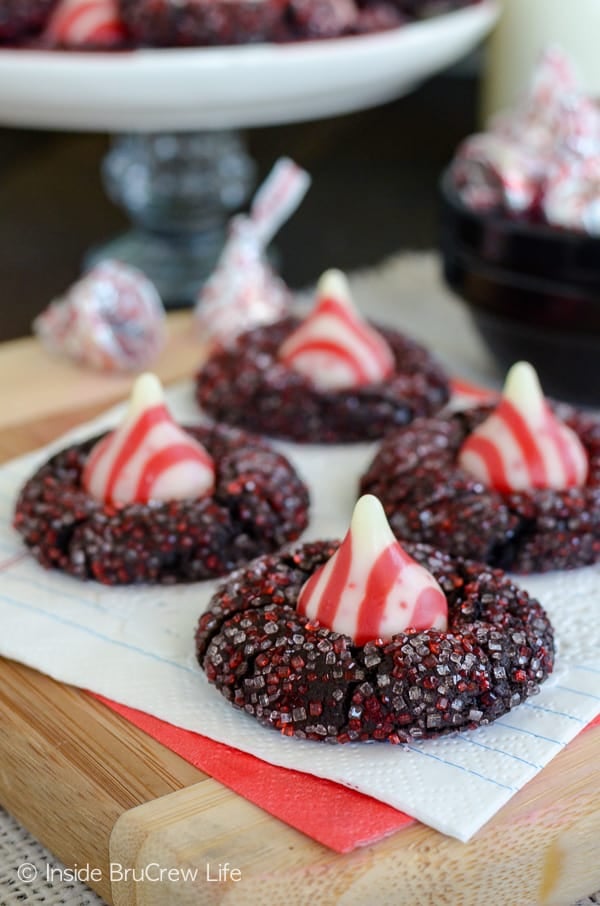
[
  {"left": 83, "top": 374, "right": 215, "bottom": 505},
  {"left": 45, "top": 0, "right": 126, "bottom": 47},
  {"left": 297, "top": 495, "right": 447, "bottom": 645},
  {"left": 195, "top": 157, "right": 310, "bottom": 349},
  {"left": 458, "top": 361, "right": 588, "bottom": 493},
  {"left": 279, "top": 270, "right": 395, "bottom": 392}
]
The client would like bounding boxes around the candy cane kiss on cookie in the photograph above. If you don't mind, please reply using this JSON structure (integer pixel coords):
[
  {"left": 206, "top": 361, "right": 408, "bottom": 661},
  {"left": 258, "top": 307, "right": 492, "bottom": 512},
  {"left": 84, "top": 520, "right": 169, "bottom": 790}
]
[
  {"left": 278, "top": 269, "right": 395, "bottom": 392},
  {"left": 297, "top": 495, "right": 448, "bottom": 645},
  {"left": 458, "top": 361, "right": 588, "bottom": 493},
  {"left": 83, "top": 373, "right": 215, "bottom": 505},
  {"left": 45, "top": 0, "right": 126, "bottom": 46}
]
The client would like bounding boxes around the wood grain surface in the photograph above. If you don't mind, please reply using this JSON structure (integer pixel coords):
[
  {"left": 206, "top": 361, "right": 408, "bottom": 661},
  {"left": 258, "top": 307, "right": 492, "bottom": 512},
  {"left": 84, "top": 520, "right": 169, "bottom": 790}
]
[
  {"left": 110, "top": 727, "right": 600, "bottom": 906},
  {"left": 0, "top": 311, "right": 202, "bottom": 433},
  {"left": 0, "top": 322, "right": 599, "bottom": 906}
]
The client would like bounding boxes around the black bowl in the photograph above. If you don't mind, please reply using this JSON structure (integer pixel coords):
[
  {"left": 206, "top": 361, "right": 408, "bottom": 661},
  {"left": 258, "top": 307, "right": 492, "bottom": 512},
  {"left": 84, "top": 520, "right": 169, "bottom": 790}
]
[{"left": 439, "top": 169, "right": 600, "bottom": 407}]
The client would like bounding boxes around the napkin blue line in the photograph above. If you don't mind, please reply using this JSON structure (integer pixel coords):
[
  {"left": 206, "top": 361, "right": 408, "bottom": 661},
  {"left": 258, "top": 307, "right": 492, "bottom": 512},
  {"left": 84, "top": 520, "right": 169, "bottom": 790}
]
[
  {"left": 494, "top": 721, "right": 564, "bottom": 746},
  {"left": 573, "top": 665, "right": 600, "bottom": 675},
  {"left": 522, "top": 702, "right": 586, "bottom": 723},
  {"left": 555, "top": 685, "right": 600, "bottom": 701},
  {"left": 3, "top": 569, "right": 129, "bottom": 615},
  {"left": 0, "top": 591, "right": 196, "bottom": 676},
  {"left": 405, "top": 745, "right": 517, "bottom": 792},
  {"left": 464, "top": 737, "right": 541, "bottom": 769}
]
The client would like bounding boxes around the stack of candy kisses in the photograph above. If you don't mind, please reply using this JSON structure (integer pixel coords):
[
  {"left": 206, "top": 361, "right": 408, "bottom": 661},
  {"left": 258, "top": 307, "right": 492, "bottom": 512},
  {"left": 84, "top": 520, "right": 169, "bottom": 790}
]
[{"left": 453, "top": 47, "right": 600, "bottom": 235}]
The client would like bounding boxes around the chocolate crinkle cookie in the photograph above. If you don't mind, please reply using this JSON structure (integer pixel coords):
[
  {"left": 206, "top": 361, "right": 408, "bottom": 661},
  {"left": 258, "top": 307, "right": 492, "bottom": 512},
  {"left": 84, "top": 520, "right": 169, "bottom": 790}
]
[
  {"left": 0, "top": 0, "right": 57, "bottom": 40},
  {"left": 360, "top": 403, "right": 600, "bottom": 573},
  {"left": 13, "top": 423, "right": 309, "bottom": 585},
  {"left": 119, "top": 0, "right": 288, "bottom": 47},
  {"left": 195, "top": 317, "right": 450, "bottom": 444},
  {"left": 196, "top": 540, "right": 554, "bottom": 743},
  {"left": 117, "top": 0, "right": 453, "bottom": 47}
]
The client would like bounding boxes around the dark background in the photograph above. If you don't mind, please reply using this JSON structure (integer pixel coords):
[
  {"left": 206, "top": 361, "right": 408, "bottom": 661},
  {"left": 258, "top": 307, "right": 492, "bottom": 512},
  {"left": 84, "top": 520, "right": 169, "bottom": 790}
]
[{"left": 0, "top": 72, "right": 478, "bottom": 342}]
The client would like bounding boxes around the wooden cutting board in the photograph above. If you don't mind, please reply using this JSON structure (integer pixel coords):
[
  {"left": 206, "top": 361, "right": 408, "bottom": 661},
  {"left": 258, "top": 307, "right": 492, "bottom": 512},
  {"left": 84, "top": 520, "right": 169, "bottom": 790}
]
[{"left": 0, "top": 320, "right": 599, "bottom": 906}]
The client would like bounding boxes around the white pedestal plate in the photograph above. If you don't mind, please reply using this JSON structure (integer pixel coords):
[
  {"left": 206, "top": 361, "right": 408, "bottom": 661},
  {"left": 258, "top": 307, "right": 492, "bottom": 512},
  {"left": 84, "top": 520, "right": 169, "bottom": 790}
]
[{"left": 0, "top": 1, "right": 498, "bottom": 303}]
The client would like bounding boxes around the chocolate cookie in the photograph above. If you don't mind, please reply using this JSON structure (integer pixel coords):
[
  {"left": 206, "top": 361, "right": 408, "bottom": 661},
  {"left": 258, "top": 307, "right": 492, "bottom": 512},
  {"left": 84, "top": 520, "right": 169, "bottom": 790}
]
[
  {"left": 196, "top": 539, "right": 554, "bottom": 743},
  {"left": 119, "top": 0, "right": 287, "bottom": 46},
  {"left": 360, "top": 403, "right": 600, "bottom": 572},
  {"left": 0, "top": 0, "right": 57, "bottom": 40},
  {"left": 14, "top": 423, "right": 309, "bottom": 585},
  {"left": 195, "top": 317, "right": 450, "bottom": 444}
]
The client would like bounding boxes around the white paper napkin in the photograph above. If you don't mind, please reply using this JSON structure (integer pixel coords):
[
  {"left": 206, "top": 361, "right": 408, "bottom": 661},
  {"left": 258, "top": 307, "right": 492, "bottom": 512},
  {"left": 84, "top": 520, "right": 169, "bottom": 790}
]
[{"left": 1, "top": 381, "right": 599, "bottom": 842}]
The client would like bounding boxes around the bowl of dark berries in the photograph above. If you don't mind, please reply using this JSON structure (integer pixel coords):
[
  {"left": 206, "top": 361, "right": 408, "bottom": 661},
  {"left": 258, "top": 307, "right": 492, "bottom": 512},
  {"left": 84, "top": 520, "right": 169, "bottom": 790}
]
[{"left": 439, "top": 47, "right": 600, "bottom": 408}]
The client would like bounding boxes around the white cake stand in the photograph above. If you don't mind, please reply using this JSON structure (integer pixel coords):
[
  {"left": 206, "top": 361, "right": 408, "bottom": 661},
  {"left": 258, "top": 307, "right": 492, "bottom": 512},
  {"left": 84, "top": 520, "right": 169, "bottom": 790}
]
[{"left": 0, "top": 1, "right": 498, "bottom": 302}]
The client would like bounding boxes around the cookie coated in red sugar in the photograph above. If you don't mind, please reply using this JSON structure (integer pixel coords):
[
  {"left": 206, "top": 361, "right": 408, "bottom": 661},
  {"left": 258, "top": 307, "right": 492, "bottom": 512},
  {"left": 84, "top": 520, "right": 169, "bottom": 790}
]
[
  {"left": 119, "top": 0, "right": 287, "bottom": 47},
  {"left": 0, "top": 0, "right": 57, "bottom": 40},
  {"left": 13, "top": 423, "right": 309, "bottom": 585},
  {"left": 118, "top": 0, "right": 409, "bottom": 46},
  {"left": 360, "top": 403, "right": 600, "bottom": 573},
  {"left": 196, "top": 539, "right": 554, "bottom": 743},
  {"left": 0, "top": 0, "right": 478, "bottom": 46},
  {"left": 195, "top": 317, "right": 450, "bottom": 444}
]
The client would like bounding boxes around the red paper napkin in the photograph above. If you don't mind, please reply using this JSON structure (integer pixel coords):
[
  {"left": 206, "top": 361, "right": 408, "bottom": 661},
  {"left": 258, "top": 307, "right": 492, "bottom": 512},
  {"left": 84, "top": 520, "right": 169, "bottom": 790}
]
[
  {"left": 97, "top": 696, "right": 414, "bottom": 852},
  {"left": 98, "top": 696, "right": 600, "bottom": 853}
]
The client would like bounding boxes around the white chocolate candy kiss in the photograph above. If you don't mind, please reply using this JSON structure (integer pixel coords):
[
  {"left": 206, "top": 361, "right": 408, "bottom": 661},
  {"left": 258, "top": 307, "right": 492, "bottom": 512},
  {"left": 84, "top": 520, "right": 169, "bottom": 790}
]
[
  {"left": 278, "top": 269, "right": 395, "bottom": 392},
  {"left": 46, "top": 0, "right": 125, "bottom": 47},
  {"left": 83, "top": 373, "right": 215, "bottom": 505},
  {"left": 458, "top": 361, "right": 588, "bottom": 493},
  {"left": 297, "top": 495, "right": 447, "bottom": 645}
]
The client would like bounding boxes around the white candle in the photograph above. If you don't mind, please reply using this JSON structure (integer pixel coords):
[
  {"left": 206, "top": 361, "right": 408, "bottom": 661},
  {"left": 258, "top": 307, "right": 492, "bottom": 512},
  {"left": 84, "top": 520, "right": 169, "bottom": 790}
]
[{"left": 482, "top": 0, "right": 600, "bottom": 119}]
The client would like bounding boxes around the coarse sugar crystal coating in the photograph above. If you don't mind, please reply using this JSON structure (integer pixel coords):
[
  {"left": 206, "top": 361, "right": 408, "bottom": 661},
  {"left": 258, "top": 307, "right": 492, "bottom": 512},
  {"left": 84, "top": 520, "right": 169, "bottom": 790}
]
[
  {"left": 196, "top": 539, "right": 554, "bottom": 743},
  {"left": 359, "top": 403, "right": 600, "bottom": 573},
  {"left": 195, "top": 316, "right": 450, "bottom": 443},
  {"left": 13, "top": 423, "right": 309, "bottom": 585},
  {"left": 118, "top": 0, "right": 288, "bottom": 46},
  {"left": 118, "top": 0, "right": 408, "bottom": 46},
  {"left": 0, "top": 0, "right": 477, "bottom": 47},
  {"left": 0, "top": 0, "right": 57, "bottom": 40}
]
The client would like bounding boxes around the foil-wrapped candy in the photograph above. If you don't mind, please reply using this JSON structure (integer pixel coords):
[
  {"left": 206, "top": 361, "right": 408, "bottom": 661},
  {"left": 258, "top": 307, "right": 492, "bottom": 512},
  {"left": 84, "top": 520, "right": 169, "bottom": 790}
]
[
  {"left": 453, "top": 132, "right": 542, "bottom": 215},
  {"left": 33, "top": 259, "right": 166, "bottom": 372},
  {"left": 194, "top": 157, "right": 311, "bottom": 350},
  {"left": 543, "top": 156, "right": 600, "bottom": 236},
  {"left": 454, "top": 46, "right": 600, "bottom": 233}
]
